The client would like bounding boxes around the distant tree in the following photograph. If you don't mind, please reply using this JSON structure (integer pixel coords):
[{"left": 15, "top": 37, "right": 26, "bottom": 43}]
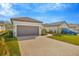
[{"left": 4, "top": 20, "right": 13, "bottom": 31}]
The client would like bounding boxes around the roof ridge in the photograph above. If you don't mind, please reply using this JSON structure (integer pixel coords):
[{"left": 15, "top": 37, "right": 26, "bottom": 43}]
[{"left": 11, "top": 17, "right": 42, "bottom": 23}]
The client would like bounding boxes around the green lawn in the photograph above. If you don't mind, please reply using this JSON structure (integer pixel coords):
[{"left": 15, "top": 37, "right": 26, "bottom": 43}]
[
  {"left": 49, "top": 35, "right": 79, "bottom": 46},
  {"left": 5, "top": 38, "right": 21, "bottom": 56},
  {"left": 0, "top": 31, "right": 21, "bottom": 56}
]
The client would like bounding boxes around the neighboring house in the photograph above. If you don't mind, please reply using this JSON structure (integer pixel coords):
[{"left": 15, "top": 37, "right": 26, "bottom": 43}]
[
  {"left": 44, "top": 21, "right": 69, "bottom": 33},
  {"left": 11, "top": 17, "right": 43, "bottom": 37},
  {"left": 43, "top": 24, "right": 51, "bottom": 32},
  {"left": 0, "top": 21, "right": 5, "bottom": 32},
  {"left": 68, "top": 24, "right": 79, "bottom": 32}
]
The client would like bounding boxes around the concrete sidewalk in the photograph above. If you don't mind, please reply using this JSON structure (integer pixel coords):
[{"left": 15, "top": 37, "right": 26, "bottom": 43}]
[{"left": 18, "top": 36, "right": 79, "bottom": 56}]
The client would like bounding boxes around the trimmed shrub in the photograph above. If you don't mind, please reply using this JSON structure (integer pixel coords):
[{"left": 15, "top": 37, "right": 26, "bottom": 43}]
[
  {"left": 48, "top": 30, "right": 53, "bottom": 34},
  {"left": 3, "top": 30, "right": 13, "bottom": 38}
]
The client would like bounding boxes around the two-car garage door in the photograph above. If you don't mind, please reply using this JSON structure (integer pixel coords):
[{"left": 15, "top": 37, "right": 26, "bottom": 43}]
[{"left": 17, "top": 26, "right": 39, "bottom": 36}]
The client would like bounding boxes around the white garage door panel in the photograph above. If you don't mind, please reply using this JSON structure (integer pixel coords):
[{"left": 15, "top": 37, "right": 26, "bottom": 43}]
[{"left": 17, "top": 26, "right": 39, "bottom": 36}]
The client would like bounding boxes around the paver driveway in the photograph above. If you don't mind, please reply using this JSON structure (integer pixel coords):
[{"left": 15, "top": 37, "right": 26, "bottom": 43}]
[{"left": 18, "top": 36, "right": 79, "bottom": 56}]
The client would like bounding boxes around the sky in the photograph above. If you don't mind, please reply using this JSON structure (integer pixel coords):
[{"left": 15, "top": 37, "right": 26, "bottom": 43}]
[{"left": 0, "top": 3, "right": 79, "bottom": 24}]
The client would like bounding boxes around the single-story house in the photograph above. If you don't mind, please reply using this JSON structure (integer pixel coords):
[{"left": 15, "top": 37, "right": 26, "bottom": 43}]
[
  {"left": 0, "top": 21, "right": 5, "bottom": 32},
  {"left": 44, "top": 21, "right": 69, "bottom": 33},
  {"left": 11, "top": 17, "right": 43, "bottom": 37}
]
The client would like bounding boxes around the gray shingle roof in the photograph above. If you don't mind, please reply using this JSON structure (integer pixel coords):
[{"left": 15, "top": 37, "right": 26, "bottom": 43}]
[
  {"left": 44, "top": 21, "right": 67, "bottom": 27},
  {"left": 0, "top": 21, "right": 5, "bottom": 25},
  {"left": 11, "top": 17, "right": 42, "bottom": 23}
]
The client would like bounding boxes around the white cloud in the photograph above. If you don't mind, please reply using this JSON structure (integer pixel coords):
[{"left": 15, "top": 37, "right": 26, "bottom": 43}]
[
  {"left": 0, "top": 3, "right": 18, "bottom": 17},
  {"left": 33, "top": 3, "right": 70, "bottom": 13},
  {"left": 33, "top": 16, "right": 65, "bottom": 23}
]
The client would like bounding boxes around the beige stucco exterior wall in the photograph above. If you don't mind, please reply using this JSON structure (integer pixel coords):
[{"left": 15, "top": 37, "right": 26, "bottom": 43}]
[
  {"left": 0, "top": 25, "right": 6, "bottom": 31},
  {"left": 44, "top": 26, "right": 50, "bottom": 32},
  {"left": 12, "top": 21, "right": 43, "bottom": 37},
  {"left": 50, "top": 26, "right": 58, "bottom": 32},
  {"left": 49, "top": 23, "right": 69, "bottom": 33}
]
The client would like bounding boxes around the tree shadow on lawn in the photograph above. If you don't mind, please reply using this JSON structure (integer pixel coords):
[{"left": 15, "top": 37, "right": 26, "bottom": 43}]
[{"left": 4, "top": 37, "right": 17, "bottom": 42}]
